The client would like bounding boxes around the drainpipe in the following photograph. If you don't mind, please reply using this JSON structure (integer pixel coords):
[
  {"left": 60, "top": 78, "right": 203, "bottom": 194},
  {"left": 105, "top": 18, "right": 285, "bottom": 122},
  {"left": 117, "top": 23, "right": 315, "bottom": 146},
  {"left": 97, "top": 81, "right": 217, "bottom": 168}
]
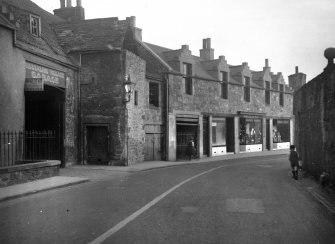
[
  {"left": 78, "top": 53, "right": 82, "bottom": 164},
  {"left": 165, "top": 72, "right": 169, "bottom": 161}
]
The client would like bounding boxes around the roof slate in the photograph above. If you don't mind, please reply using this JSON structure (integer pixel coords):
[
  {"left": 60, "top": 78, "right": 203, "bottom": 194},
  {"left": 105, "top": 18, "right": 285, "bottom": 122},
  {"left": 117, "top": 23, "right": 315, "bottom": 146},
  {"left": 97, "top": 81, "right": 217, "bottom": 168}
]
[{"left": 0, "top": 0, "right": 73, "bottom": 65}]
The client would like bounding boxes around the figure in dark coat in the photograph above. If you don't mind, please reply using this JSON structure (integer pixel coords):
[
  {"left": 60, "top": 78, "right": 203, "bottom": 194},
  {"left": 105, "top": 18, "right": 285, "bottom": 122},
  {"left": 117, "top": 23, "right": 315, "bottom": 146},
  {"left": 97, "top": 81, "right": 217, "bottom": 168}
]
[
  {"left": 289, "top": 145, "right": 299, "bottom": 180},
  {"left": 186, "top": 139, "right": 195, "bottom": 160}
]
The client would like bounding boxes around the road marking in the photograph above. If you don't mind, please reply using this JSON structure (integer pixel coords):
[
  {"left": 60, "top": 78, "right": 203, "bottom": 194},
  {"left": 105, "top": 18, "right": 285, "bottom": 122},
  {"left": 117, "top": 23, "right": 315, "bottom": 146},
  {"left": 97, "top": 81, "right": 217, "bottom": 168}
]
[
  {"left": 88, "top": 157, "right": 287, "bottom": 244},
  {"left": 88, "top": 164, "right": 233, "bottom": 244}
]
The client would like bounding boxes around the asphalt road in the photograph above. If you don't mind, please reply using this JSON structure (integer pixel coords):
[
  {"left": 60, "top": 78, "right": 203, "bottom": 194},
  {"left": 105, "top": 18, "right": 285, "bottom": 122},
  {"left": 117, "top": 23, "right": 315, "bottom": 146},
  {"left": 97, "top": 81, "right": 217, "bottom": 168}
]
[{"left": 1, "top": 155, "right": 334, "bottom": 244}]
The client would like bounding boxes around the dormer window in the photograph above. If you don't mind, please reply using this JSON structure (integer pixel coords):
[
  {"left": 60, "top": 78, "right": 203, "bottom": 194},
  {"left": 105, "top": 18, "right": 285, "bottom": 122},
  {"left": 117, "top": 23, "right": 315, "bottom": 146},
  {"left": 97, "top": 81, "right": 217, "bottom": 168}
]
[{"left": 30, "top": 14, "right": 41, "bottom": 37}]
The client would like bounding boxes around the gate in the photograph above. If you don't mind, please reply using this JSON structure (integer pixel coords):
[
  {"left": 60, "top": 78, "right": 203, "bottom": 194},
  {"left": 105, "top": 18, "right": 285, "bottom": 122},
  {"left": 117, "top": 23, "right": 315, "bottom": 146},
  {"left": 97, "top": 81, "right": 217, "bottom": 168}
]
[
  {"left": 86, "top": 126, "right": 109, "bottom": 164},
  {"left": 176, "top": 124, "right": 198, "bottom": 160},
  {"left": 145, "top": 133, "right": 163, "bottom": 161}
]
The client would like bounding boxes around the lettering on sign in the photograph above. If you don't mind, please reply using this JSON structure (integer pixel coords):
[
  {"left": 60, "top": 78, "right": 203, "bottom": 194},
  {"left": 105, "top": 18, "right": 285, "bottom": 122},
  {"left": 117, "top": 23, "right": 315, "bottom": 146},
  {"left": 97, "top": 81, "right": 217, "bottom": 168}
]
[
  {"left": 25, "top": 62, "right": 66, "bottom": 88},
  {"left": 25, "top": 78, "right": 44, "bottom": 91}
]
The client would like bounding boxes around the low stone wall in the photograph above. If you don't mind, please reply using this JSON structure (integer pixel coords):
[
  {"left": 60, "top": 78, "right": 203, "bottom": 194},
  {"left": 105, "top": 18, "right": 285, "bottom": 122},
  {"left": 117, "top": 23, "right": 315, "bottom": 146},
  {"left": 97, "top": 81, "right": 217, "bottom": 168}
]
[{"left": 0, "top": 160, "right": 60, "bottom": 188}]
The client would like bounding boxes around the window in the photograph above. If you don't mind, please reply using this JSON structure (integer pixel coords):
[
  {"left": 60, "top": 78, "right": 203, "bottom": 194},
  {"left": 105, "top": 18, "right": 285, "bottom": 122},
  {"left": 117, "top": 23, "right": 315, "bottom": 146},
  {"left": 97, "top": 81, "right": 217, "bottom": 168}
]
[
  {"left": 134, "top": 91, "right": 138, "bottom": 106},
  {"left": 239, "top": 118, "right": 262, "bottom": 145},
  {"left": 30, "top": 15, "right": 41, "bottom": 37},
  {"left": 183, "top": 63, "right": 193, "bottom": 95},
  {"left": 244, "top": 76, "right": 251, "bottom": 102},
  {"left": 220, "top": 71, "right": 228, "bottom": 99},
  {"left": 279, "top": 84, "right": 284, "bottom": 106},
  {"left": 265, "top": 81, "right": 270, "bottom": 105},
  {"left": 212, "top": 120, "right": 226, "bottom": 146},
  {"left": 273, "top": 119, "right": 290, "bottom": 142},
  {"left": 149, "top": 82, "right": 159, "bottom": 107}
]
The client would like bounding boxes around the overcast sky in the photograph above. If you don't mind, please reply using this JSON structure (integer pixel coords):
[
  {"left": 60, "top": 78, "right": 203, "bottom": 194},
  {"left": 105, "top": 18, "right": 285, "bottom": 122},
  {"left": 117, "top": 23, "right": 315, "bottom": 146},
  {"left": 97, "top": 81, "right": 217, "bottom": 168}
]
[{"left": 32, "top": 0, "right": 334, "bottom": 83}]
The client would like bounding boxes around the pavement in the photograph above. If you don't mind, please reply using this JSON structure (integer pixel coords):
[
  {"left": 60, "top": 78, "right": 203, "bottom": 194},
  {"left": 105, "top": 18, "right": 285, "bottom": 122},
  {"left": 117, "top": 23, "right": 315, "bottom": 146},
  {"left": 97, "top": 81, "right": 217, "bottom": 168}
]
[{"left": 0, "top": 149, "right": 334, "bottom": 219}]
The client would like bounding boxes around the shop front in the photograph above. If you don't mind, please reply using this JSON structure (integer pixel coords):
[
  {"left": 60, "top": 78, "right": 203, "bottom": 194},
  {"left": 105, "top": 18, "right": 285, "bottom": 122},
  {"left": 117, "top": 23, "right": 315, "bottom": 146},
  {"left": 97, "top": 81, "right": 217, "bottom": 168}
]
[
  {"left": 272, "top": 119, "right": 290, "bottom": 150},
  {"left": 211, "top": 117, "right": 235, "bottom": 156},
  {"left": 239, "top": 117, "right": 263, "bottom": 152}
]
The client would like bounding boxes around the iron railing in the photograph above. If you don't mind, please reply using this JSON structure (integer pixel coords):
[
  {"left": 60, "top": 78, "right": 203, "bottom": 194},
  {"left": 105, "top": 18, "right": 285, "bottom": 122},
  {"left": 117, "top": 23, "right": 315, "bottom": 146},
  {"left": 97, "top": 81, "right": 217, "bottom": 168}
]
[{"left": 0, "top": 131, "right": 57, "bottom": 168}]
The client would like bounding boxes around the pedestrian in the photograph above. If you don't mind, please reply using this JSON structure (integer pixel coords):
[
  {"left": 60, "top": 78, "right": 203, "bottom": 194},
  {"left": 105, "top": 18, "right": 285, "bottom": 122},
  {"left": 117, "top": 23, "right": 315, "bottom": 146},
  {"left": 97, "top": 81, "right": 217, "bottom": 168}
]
[
  {"left": 186, "top": 138, "right": 195, "bottom": 160},
  {"left": 289, "top": 145, "right": 299, "bottom": 180}
]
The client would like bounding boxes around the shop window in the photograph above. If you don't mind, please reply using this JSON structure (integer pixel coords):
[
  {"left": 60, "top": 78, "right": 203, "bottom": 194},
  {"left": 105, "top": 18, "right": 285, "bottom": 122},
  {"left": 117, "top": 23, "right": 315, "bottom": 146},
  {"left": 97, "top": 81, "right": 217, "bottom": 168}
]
[
  {"left": 134, "top": 91, "right": 138, "bottom": 106},
  {"left": 273, "top": 119, "right": 290, "bottom": 142},
  {"left": 239, "top": 118, "right": 262, "bottom": 145},
  {"left": 149, "top": 82, "right": 159, "bottom": 107},
  {"left": 244, "top": 76, "right": 251, "bottom": 102},
  {"left": 279, "top": 84, "right": 284, "bottom": 106},
  {"left": 220, "top": 71, "right": 228, "bottom": 99},
  {"left": 30, "top": 14, "right": 41, "bottom": 37},
  {"left": 265, "top": 81, "right": 270, "bottom": 105},
  {"left": 183, "top": 63, "right": 193, "bottom": 95},
  {"left": 212, "top": 120, "right": 226, "bottom": 146}
]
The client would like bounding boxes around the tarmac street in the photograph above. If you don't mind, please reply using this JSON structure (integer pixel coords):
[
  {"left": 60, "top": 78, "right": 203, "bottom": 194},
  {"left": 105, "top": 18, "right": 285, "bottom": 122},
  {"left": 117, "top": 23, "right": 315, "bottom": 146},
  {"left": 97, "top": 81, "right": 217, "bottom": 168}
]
[{"left": 0, "top": 153, "right": 335, "bottom": 244}]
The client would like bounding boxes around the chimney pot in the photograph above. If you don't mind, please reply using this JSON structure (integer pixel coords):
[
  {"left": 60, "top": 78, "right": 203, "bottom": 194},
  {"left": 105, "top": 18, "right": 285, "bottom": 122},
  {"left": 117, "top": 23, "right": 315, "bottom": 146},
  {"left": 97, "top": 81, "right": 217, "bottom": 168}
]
[
  {"left": 295, "top": 66, "right": 299, "bottom": 74},
  {"left": 60, "top": 0, "right": 65, "bottom": 8},
  {"left": 265, "top": 59, "right": 269, "bottom": 67},
  {"left": 129, "top": 16, "right": 136, "bottom": 27},
  {"left": 76, "top": 0, "right": 82, "bottom": 7},
  {"left": 202, "top": 39, "right": 207, "bottom": 49},
  {"left": 219, "top": 55, "right": 225, "bottom": 60},
  {"left": 207, "top": 38, "right": 211, "bottom": 49},
  {"left": 66, "top": 0, "right": 72, "bottom": 7}
]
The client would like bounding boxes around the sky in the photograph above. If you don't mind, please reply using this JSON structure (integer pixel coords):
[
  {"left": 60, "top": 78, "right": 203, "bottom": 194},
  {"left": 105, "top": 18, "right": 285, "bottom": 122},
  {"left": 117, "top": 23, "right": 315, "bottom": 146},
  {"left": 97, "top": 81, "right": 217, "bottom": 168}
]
[{"left": 32, "top": 0, "right": 335, "bottom": 83}]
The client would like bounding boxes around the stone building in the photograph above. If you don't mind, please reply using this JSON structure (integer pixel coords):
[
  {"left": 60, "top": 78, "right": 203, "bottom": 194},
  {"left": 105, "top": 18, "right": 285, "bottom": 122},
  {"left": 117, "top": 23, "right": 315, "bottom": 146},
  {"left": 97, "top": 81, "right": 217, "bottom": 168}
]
[
  {"left": 293, "top": 48, "right": 335, "bottom": 184},
  {"left": 0, "top": 0, "right": 78, "bottom": 167},
  {"left": 138, "top": 39, "right": 296, "bottom": 161},
  {"left": 0, "top": 0, "right": 299, "bottom": 167}
]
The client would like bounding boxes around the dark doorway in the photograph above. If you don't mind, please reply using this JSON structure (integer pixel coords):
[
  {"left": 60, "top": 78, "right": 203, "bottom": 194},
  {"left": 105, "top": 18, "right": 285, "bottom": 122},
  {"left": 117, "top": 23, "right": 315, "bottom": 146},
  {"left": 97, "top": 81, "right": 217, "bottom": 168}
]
[
  {"left": 86, "top": 126, "right": 109, "bottom": 164},
  {"left": 176, "top": 124, "right": 198, "bottom": 160},
  {"left": 226, "top": 117, "right": 235, "bottom": 153},
  {"left": 203, "top": 116, "right": 209, "bottom": 156},
  {"left": 266, "top": 119, "right": 270, "bottom": 150},
  {"left": 25, "top": 85, "right": 64, "bottom": 165}
]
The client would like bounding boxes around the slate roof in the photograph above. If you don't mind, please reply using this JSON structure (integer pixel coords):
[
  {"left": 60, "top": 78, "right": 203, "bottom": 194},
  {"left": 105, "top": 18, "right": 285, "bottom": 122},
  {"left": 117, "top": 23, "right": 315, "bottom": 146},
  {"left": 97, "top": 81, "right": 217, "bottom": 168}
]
[
  {"left": 145, "top": 42, "right": 221, "bottom": 81},
  {"left": 0, "top": 14, "right": 15, "bottom": 29},
  {"left": 0, "top": 0, "right": 73, "bottom": 65},
  {"left": 53, "top": 18, "right": 130, "bottom": 53}
]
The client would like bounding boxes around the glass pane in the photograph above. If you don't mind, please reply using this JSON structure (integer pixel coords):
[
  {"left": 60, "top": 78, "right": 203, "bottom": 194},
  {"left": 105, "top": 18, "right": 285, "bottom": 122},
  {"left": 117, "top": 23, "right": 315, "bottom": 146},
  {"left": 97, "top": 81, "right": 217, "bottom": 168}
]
[
  {"left": 212, "top": 120, "right": 226, "bottom": 146},
  {"left": 273, "top": 119, "right": 290, "bottom": 142}
]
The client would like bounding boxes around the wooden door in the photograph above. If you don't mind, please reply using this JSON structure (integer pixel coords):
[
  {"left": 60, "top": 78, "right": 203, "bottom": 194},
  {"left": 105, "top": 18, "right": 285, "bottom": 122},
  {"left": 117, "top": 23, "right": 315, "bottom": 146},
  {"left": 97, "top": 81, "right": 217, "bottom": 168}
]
[{"left": 87, "top": 126, "right": 109, "bottom": 164}]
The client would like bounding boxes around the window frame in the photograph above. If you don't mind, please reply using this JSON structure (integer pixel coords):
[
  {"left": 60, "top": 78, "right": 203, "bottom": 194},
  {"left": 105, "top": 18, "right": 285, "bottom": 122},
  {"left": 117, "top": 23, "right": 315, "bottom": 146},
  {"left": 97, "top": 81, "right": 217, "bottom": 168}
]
[
  {"left": 183, "top": 63, "right": 193, "bottom": 95},
  {"left": 265, "top": 81, "right": 270, "bottom": 105},
  {"left": 279, "top": 84, "right": 284, "bottom": 106},
  {"left": 220, "top": 71, "right": 228, "bottom": 99},
  {"left": 149, "top": 82, "right": 159, "bottom": 107},
  {"left": 30, "top": 14, "right": 41, "bottom": 37},
  {"left": 244, "top": 76, "right": 251, "bottom": 102}
]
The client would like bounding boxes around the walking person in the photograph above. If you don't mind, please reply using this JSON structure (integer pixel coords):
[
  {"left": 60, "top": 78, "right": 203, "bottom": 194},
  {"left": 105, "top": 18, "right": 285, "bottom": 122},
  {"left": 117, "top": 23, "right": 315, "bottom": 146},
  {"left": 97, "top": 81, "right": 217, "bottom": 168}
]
[
  {"left": 289, "top": 145, "right": 299, "bottom": 180},
  {"left": 186, "top": 138, "right": 195, "bottom": 160}
]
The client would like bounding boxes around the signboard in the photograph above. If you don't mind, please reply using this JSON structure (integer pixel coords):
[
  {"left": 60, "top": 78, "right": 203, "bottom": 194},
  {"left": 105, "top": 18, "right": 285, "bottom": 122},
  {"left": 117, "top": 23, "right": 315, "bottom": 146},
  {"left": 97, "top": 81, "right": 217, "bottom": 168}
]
[
  {"left": 25, "top": 78, "right": 44, "bottom": 91},
  {"left": 25, "top": 62, "right": 66, "bottom": 88}
]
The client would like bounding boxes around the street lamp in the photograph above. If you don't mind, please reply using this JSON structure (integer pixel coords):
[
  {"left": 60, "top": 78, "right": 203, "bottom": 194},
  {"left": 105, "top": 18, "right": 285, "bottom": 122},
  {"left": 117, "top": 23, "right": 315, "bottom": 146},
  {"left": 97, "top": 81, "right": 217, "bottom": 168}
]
[{"left": 123, "top": 74, "right": 134, "bottom": 103}]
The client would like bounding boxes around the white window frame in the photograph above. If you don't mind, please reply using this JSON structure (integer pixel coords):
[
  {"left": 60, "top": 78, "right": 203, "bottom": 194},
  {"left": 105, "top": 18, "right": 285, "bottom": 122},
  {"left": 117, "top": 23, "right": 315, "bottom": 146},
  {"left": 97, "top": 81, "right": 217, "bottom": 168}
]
[{"left": 30, "top": 14, "right": 41, "bottom": 37}]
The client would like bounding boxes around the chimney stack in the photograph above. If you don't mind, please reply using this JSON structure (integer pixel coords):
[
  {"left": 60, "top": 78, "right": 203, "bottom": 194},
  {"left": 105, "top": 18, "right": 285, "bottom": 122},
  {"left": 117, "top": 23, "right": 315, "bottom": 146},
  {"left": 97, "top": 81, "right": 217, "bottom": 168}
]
[
  {"left": 54, "top": 0, "right": 85, "bottom": 21},
  {"left": 200, "top": 38, "right": 214, "bottom": 61},
  {"left": 289, "top": 66, "right": 306, "bottom": 91}
]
